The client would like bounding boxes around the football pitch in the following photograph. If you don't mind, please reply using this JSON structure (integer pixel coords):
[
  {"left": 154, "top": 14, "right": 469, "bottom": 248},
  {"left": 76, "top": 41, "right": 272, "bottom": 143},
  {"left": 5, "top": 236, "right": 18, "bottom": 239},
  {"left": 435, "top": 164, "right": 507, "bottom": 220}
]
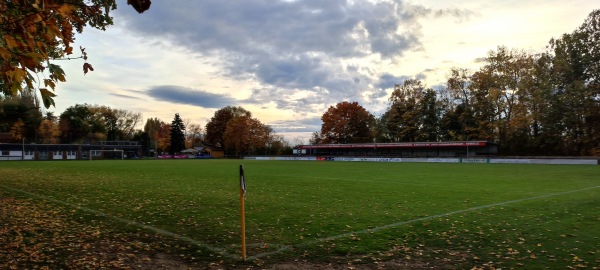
[{"left": 1, "top": 159, "right": 599, "bottom": 269}]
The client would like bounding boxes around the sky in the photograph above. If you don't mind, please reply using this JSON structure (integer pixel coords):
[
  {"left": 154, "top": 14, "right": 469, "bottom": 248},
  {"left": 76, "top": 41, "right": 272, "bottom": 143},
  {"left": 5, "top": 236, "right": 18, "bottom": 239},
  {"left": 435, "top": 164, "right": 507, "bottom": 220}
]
[{"left": 53, "top": 0, "right": 598, "bottom": 144}]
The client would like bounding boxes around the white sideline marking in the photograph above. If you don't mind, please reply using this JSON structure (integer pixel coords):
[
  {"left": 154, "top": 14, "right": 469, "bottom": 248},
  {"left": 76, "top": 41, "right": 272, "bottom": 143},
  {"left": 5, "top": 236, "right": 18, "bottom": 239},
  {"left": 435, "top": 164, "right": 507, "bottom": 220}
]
[
  {"left": 0, "top": 184, "right": 236, "bottom": 259},
  {"left": 247, "top": 185, "right": 600, "bottom": 260},
  {"left": 2, "top": 184, "right": 599, "bottom": 261}
]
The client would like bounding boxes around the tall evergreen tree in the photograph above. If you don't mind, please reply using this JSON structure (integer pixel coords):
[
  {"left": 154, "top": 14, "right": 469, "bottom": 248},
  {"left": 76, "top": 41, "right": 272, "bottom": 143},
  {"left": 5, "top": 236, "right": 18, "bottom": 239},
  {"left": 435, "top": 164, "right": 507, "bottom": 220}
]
[{"left": 170, "top": 113, "right": 186, "bottom": 154}]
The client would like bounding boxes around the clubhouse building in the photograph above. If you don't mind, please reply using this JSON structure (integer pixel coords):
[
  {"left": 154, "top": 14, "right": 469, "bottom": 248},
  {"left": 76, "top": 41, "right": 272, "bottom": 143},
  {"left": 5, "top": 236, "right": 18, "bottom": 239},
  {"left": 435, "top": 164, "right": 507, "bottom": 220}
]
[{"left": 0, "top": 141, "right": 142, "bottom": 161}]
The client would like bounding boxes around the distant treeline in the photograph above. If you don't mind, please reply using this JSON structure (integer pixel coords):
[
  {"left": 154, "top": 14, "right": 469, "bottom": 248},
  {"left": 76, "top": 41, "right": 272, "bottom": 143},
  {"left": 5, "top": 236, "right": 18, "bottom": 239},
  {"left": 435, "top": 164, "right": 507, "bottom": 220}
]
[{"left": 314, "top": 10, "right": 599, "bottom": 156}]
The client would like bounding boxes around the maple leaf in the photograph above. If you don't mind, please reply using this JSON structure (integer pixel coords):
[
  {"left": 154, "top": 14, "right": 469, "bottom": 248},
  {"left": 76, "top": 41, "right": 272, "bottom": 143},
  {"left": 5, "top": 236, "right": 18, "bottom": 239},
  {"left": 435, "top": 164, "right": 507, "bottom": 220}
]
[
  {"left": 83, "top": 63, "right": 94, "bottom": 75},
  {"left": 39, "top": 88, "right": 57, "bottom": 108}
]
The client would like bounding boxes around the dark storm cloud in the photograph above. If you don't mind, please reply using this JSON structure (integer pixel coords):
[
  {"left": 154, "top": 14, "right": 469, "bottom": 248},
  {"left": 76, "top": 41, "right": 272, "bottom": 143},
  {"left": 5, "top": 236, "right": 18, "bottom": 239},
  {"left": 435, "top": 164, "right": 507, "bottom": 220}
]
[{"left": 146, "top": 85, "right": 237, "bottom": 108}]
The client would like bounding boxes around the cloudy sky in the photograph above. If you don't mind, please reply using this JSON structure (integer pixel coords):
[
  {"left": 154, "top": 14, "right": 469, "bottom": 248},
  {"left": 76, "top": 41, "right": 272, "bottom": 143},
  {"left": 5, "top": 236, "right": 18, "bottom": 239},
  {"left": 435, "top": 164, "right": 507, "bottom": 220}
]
[{"left": 54, "top": 0, "right": 597, "bottom": 143}]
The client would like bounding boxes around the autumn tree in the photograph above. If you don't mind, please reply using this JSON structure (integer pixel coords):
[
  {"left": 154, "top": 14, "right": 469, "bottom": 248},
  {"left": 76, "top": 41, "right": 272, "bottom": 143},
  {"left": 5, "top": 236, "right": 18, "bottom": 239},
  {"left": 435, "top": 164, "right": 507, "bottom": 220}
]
[
  {"left": 0, "top": 87, "right": 42, "bottom": 141},
  {"left": 58, "top": 104, "right": 96, "bottom": 143},
  {"left": 144, "top": 117, "right": 162, "bottom": 142},
  {"left": 87, "top": 105, "right": 142, "bottom": 141},
  {"left": 416, "top": 89, "right": 442, "bottom": 141},
  {"left": 379, "top": 80, "right": 424, "bottom": 142},
  {"left": 546, "top": 9, "right": 600, "bottom": 155},
  {"left": 185, "top": 123, "right": 203, "bottom": 148},
  {"left": 267, "top": 134, "right": 293, "bottom": 155},
  {"left": 223, "top": 114, "right": 271, "bottom": 155},
  {"left": 0, "top": 0, "right": 151, "bottom": 107},
  {"left": 58, "top": 104, "right": 141, "bottom": 143},
  {"left": 169, "top": 113, "right": 185, "bottom": 154},
  {"left": 447, "top": 67, "right": 472, "bottom": 108},
  {"left": 441, "top": 68, "right": 477, "bottom": 141},
  {"left": 111, "top": 108, "right": 142, "bottom": 140},
  {"left": 309, "top": 131, "right": 322, "bottom": 144},
  {"left": 37, "top": 113, "right": 60, "bottom": 144},
  {"left": 141, "top": 117, "right": 162, "bottom": 155},
  {"left": 9, "top": 118, "right": 25, "bottom": 141},
  {"left": 205, "top": 106, "right": 251, "bottom": 148},
  {"left": 320, "top": 101, "right": 375, "bottom": 144},
  {"left": 464, "top": 47, "right": 536, "bottom": 151},
  {"left": 156, "top": 122, "right": 171, "bottom": 154}
]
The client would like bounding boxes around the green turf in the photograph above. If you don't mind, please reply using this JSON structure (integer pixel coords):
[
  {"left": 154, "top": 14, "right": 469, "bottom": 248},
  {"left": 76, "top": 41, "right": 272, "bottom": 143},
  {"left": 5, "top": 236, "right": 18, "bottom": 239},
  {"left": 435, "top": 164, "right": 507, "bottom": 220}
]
[{"left": 1, "top": 160, "right": 599, "bottom": 268}]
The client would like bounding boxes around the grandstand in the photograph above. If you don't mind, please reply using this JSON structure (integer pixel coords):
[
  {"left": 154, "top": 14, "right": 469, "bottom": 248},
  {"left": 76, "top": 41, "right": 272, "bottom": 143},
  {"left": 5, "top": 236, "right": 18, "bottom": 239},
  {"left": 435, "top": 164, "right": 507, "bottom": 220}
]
[{"left": 294, "top": 141, "right": 498, "bottom": 157}]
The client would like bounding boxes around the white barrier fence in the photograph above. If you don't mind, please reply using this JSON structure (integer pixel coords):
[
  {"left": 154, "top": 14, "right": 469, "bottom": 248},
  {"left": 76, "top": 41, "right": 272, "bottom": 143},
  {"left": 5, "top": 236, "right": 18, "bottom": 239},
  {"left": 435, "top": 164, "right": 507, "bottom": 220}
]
[{"left": 245, "top": 156, "right": 598, "bottom": 165}]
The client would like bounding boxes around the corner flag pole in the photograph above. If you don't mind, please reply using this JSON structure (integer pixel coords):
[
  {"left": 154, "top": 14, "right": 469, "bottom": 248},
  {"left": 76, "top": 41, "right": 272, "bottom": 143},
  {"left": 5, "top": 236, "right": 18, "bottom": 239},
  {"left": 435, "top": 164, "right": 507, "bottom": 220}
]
[{"left": 239, "top": 164, "right": 247, "bottom": 260}]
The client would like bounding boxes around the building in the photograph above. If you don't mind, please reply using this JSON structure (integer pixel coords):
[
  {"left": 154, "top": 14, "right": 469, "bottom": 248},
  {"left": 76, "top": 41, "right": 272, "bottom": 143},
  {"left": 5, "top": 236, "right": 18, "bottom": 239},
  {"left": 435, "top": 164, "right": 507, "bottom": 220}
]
[
  {"left": 0, "top": 141, "right": 142, "bottom": 161},
  {"left": 294, "top": 141, "right": 498, "bottom": 158}
]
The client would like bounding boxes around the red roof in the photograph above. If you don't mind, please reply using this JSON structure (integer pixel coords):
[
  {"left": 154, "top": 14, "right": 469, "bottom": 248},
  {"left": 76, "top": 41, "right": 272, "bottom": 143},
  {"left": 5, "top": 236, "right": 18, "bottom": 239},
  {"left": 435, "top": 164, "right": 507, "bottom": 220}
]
[{"left": 299, "top": 141, "right": 488, "bottom": 149}]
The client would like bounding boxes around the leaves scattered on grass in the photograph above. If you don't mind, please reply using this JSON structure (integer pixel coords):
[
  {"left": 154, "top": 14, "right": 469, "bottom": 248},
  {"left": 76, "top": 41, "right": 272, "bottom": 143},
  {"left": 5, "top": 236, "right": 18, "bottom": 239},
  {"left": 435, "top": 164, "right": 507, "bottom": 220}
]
[{"left": 0, "top": 195, "right": 214, "bottom": 269}]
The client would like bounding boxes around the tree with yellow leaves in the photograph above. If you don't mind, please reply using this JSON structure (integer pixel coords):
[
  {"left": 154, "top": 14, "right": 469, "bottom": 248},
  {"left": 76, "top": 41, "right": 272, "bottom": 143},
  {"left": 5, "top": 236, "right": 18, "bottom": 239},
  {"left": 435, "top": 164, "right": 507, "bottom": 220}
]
[{"left": 0, "top": 0, "right": 150, "bottom": 107}]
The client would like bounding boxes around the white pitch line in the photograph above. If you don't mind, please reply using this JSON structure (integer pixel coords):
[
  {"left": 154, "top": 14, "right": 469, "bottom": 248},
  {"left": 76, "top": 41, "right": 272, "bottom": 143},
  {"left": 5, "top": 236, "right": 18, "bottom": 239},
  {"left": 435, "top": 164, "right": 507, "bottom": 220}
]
[
  {"left": 0, "top": 184, "right": 237, "bottom": 259},
  {"left": 3, "top": 184, "right": 598, "bottom": 261},
  {"left": 247, "top": 185, "right": 600, "bottom": 260}
]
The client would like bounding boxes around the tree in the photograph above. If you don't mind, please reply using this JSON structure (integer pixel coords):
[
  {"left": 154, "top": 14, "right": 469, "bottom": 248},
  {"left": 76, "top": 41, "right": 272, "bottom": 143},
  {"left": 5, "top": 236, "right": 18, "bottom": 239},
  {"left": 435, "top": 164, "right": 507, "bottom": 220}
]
[
  {"left": 267, "top": 134, "right": 293, "bottom": 155},
  {"left": 320, "top": 101, "right": 375, "bottom": 144},
  {"left": 309, "top": 131, "right": 322, "bottom": 144},
  {"left": 57, "top": 103, "right": 141, "bottom": 143},
  {"left": 416, "top": 89, "right": 441, "bottom": 141},
  {"left": 169, "top": 113, "right": 185, "bottom": 154},
  {"left": 223, "top": 115, "right": 271, "bottom": 155},
  {"left": 9, "top": 118, "right": 25, "bottom": 141},
  {"left": 205, "top": 106, "right": 251, "bottom": 148},
  {"left": 58, "top": 104, "right": 92, "bottom": 143},
  {"left": 37, "top": 118, "right": 60, "bottom": 144},
  {"left": 381, "top": 80, "right": 424, "bottom": 142},
  {"left": 440, "top": 103, "right": 466, "bottom": 141},
  {"left": 547, "top": 9, "right": 600, "bottom": 155},
  {"left": 87, "top": 105, "right": 142, "bottom": 140},
  {"left": 143, "top": 117, "right": 163, "bottom": 155},
  {"left": 447, "top": 67, "right": 472, "bottom": 108},
  {"left": 467, "top": 46, "right": 537, "bottom": 152},
  {"left": 112, "top": 108, "right": 142, "bottom": 140},
  {"left": 467, "top": 69, "right": 499, "bottom": 142},
  {"left": 185, "top": 123, "right": 203, "bottom": 148},
  {"left": 0, "top": 87, "right": 42, "bottom": 140},
  {"left": 0, "top": 0, "right": 151, "bottom": 107},
  {"left": 156, "top": 122, "right": 171, "bottom": 154}
]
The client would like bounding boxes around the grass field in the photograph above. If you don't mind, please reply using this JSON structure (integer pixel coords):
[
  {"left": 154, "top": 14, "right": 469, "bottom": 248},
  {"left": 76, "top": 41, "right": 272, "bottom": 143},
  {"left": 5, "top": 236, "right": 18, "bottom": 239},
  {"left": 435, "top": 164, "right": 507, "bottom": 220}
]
[{"left": 1, "top": 159, "right": 599, "bottom": 269}]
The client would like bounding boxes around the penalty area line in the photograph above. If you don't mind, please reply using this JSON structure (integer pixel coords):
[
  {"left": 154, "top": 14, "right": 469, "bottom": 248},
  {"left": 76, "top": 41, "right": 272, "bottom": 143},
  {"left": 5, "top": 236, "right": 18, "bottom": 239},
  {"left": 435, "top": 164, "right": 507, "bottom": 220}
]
[
  {"left": 0, "top": 184, "right": 237, "bottom": 260},
  {"left": 248, "top": 185, "right": 600, "bottom": 260}
]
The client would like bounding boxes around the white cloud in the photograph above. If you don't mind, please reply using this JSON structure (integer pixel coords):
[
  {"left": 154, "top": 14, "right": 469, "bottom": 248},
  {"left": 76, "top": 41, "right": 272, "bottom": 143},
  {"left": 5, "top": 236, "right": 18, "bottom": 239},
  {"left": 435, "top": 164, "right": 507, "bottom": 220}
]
[{"left": 49, "top": 0, "right": 598, "bottom": 142}]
